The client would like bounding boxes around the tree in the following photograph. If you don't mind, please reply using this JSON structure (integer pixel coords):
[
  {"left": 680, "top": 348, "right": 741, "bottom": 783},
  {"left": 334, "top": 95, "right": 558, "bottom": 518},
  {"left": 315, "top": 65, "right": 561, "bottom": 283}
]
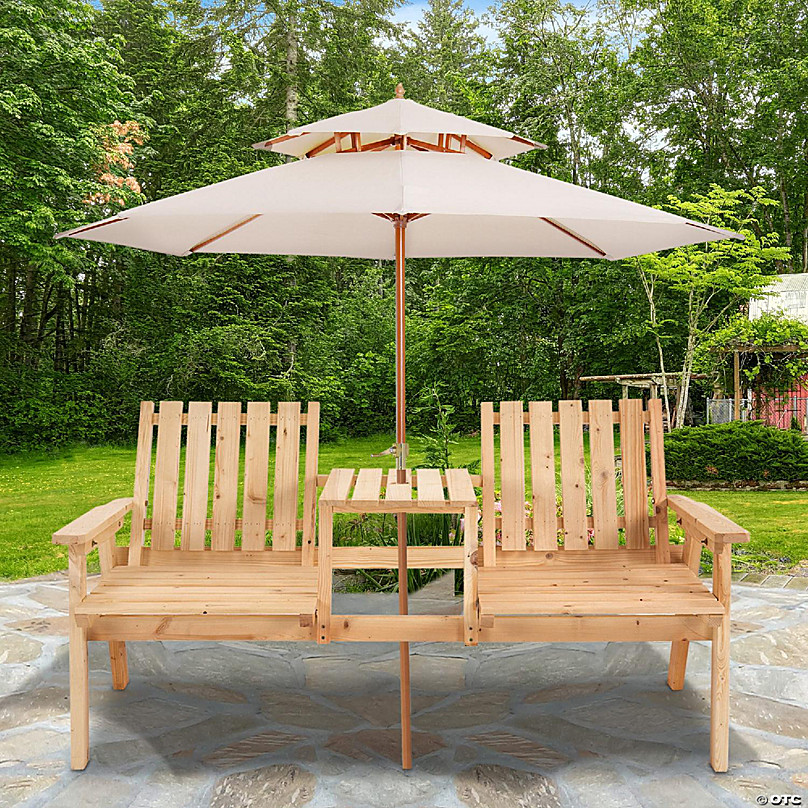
[
  {"left": 633, "top": 0, "right": 808, "bottom": 270},
  {"left": 395, "top": 0, "right": 491, "bottom": 114},
  {"left": 493, "top": 0, "right": 646, "bottom": 194},
  {"left": 636, "top": 186, "right": 790, "bottom": 428}
]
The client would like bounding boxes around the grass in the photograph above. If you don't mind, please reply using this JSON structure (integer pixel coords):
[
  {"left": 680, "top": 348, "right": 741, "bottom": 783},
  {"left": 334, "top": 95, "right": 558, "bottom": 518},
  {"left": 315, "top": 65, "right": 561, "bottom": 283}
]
[{"left": 1, "top": 435, "right": 806, "bottom": 580}]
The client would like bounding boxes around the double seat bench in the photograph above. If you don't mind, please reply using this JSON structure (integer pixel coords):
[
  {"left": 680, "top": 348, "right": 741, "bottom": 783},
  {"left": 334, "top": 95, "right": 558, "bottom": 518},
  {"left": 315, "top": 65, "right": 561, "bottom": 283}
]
[{"left": 55, "top": 399, "right": 748, "bottom": 772}]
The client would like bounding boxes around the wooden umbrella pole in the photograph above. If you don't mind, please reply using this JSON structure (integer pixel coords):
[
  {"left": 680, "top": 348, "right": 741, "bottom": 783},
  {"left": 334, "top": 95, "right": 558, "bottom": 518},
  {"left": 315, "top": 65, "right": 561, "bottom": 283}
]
[{"left": 394, "top": 214, "right": 412, "bottom": 770}]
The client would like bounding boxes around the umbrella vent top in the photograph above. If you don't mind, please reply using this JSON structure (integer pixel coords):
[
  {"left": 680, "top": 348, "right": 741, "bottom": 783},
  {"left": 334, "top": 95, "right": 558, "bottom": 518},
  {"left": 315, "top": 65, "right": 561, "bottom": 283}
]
[{"left": 253, "top": 96, "right": 545, "bottom": 162}]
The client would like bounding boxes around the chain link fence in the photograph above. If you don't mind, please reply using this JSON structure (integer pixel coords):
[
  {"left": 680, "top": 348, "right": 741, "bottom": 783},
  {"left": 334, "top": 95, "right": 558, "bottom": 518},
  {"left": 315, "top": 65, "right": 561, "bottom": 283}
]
[{"left": 706, "top": 398, "right": 752, "bottom": 425}]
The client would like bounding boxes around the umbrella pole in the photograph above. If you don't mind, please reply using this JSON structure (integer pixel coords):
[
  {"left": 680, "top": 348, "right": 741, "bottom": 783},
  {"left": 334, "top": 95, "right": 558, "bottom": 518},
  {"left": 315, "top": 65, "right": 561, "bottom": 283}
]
[{"left": 394, "top": 215, "right": 412, "bottom": 770}]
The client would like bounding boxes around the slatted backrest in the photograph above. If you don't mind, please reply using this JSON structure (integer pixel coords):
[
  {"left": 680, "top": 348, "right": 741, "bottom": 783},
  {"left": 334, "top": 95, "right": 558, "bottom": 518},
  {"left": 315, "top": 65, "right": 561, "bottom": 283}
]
[
  {"left": 480, "top": 399, "right": 669, "bottom": 562},
  {"left": 127, "top": 401, "right": 320, "bottom": 564}
]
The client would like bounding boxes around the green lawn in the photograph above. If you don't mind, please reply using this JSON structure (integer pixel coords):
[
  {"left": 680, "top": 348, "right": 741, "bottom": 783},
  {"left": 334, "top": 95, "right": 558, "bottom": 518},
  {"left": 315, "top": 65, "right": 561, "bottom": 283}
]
[{"left": 1, "top": 437, "right": 806, "bottom": 580}]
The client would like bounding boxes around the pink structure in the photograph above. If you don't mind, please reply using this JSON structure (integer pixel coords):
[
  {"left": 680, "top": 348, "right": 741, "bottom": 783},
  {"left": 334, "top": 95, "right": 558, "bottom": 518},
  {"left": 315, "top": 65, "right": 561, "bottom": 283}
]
[{"left": 755, "top": 377, "right": 808, "bottom": 429}]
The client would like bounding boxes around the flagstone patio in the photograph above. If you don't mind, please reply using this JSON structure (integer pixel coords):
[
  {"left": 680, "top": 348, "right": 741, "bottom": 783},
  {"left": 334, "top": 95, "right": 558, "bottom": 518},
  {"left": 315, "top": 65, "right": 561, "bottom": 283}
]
[{"left": 1, "top": 573, "right": 806, "bottom": 808}]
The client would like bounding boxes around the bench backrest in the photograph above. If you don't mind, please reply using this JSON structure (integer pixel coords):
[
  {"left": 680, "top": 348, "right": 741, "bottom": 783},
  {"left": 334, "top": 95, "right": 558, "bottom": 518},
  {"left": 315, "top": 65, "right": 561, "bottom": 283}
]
[
  {"left": 481, "top": 399, "right": 669, "bottom": 563},
  {"left": 127, "top": 401, "right": 319, "bottom": 564}
]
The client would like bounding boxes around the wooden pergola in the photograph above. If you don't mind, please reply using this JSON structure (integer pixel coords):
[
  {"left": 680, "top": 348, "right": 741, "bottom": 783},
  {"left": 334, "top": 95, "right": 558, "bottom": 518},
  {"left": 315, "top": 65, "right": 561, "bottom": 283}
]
[
  {"left": 581, "top": 372, "right": 709, "bottom": 400},
  {"left": 721, "top": 343, "right": 808, "bottom": 421}
]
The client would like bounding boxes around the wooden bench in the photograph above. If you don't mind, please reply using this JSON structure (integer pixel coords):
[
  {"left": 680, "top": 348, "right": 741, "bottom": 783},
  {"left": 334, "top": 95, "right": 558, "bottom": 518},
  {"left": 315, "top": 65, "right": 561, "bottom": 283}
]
[
  {"left": 464, "top": 399, "right": 749, "bottom": 772},
  {"left": 53, "top": 401, "right": 323, "bottom": 770}
]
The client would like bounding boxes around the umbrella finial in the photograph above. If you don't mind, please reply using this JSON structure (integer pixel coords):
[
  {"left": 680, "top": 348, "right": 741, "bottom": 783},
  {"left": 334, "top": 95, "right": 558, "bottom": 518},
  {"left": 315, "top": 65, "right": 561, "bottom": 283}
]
[{"left": 395, "top": 83, "right": 405, "bottom": 99}]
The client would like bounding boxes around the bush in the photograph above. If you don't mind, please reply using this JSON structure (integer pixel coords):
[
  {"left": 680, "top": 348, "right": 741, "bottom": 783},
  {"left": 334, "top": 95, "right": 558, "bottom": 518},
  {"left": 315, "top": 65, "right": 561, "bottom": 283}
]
[{"left": 661, "top": 421, "right": 808, "bottom": 482}]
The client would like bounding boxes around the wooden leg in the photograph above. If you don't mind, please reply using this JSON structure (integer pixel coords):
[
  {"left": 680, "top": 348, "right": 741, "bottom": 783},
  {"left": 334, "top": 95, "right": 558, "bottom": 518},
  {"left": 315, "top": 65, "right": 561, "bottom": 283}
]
[
  {"left": 70, "top": 620, "right": 90, "bottom": 770},
  {"left": 711, "top": 541, "right": 732, "bottom": 773},
  {"left": 397, "top": 511, "right": 412, "bottom": 770},
  {"left": 108, "top": 641, "right": 129, "bottom": 690},
  {"left": 399, "top": 641, "right": 412, "bottom": 769},
  {"left": 463, "top": 505, "right": 479, "bottom": 646},
  {"left": 667, "top": 639, "right": 689, "bottom": 690},
  {"left": 317, "top": 504, "right": 332, "bottom": 644},
  {"left": 710, "top": 614, "right": 730, "bottom": 772}
]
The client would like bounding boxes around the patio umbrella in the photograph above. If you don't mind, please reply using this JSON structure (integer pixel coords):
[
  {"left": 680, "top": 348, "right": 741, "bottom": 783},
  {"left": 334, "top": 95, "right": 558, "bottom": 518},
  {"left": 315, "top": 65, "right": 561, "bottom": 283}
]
[{"left": 58, "top": 85, "right": 742, "bottom": 768}]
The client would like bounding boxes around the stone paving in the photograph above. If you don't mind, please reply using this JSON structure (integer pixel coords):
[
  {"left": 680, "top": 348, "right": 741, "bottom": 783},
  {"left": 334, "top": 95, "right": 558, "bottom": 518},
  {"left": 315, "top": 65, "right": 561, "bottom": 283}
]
[{"left": 1, "top": 573, "right": 807, "bottom": 808}]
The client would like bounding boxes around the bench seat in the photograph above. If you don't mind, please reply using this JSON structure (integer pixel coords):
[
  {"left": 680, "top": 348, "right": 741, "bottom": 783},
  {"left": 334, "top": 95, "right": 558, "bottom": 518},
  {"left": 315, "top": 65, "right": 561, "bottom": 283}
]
[
  {"left": 75, "top": 563, "right": 318, "bottom": 617},
  {"left": 478, "top": 558, "right": 725, "bottom": 617}
]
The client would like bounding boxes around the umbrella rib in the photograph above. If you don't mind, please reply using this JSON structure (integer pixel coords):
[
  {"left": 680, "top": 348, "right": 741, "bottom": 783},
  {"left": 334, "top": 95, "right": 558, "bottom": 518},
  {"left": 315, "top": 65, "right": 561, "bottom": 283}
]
[
  {"left": 686, "top": 221, "right": 741, "bottom": 239},
  {"left": 540, "top": 218, "right": 607, "bottom": 258},
  {"left": 57, "top": 217, "right": 125, "bottom": 239},
  {"left": 189, "top": 214, "right": 262, "bottom": 253}
]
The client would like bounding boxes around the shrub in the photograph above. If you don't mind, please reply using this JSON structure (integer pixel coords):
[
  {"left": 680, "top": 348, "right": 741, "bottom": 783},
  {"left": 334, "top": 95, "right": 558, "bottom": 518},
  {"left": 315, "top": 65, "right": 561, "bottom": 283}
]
[{"left": 661, "top": 420, "right": 808, "bottom": 482}]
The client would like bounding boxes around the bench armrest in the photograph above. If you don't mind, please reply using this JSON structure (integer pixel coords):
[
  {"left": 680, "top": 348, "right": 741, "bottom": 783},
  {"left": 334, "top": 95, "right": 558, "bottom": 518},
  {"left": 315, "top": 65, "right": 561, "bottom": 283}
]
[
  {"left": 53, "top": 498, "right": 134, "bottom": 547},
  {"left": 668, "top": 494, "right": 750, "bottom": 545}
]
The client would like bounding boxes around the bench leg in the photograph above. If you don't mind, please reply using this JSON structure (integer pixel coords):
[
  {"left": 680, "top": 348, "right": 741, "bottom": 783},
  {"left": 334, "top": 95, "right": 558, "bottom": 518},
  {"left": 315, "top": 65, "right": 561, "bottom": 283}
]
[
  {"left": 70, "top": 621, "right": 90, "bottom": 770},
  {"left": 667, "top": 639, "right": 689, "bottom": 690},
  {"left": 710, "top": 614, "right": 730, "bottom": 772},
  {"left": 109, "top": 641, "right": 129, "bottom": 690}
]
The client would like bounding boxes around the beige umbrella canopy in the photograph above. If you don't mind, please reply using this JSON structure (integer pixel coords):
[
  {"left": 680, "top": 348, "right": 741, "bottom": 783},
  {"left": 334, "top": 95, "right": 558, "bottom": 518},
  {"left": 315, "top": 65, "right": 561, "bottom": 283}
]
[
  {"left": 253, "top": 84, "right": 545, "bottom": 160},
  {"left": 58, "top": 87, "right": 742, "bottom": 770},
  {"left": 59, "top": 148, "right": 739, "bottom": 260}
]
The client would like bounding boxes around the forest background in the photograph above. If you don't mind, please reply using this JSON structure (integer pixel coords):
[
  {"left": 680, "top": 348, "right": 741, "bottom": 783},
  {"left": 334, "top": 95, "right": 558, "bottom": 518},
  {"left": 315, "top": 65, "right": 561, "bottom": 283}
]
[{"left": 2, "top": 0, "right": 806, "bottom": 450}]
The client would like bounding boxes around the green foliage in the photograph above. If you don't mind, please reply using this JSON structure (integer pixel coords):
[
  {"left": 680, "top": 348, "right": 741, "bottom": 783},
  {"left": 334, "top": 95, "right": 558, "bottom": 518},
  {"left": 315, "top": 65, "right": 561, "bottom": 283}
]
[
  {"left": 635, "top": 186, "right": 790, "bottom": 427},
  {"left": 1, "top": 0, "right": 808, "bottom": 450},
  {"left": 333, "top": 511, "right": 457, "bottom": 594},
  {"left": 698, "top": 312, "right": 808, "bottom": 396},
  {"left": 662, "top": 421, "right": 808, "bottom": 482}
]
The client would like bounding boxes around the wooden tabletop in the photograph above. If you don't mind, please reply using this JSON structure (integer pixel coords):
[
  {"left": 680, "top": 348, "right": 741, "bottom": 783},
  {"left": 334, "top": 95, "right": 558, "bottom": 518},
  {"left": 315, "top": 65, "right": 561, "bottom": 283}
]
[{"left": 319, "top": 467, "right": 477, "bottom": 513}]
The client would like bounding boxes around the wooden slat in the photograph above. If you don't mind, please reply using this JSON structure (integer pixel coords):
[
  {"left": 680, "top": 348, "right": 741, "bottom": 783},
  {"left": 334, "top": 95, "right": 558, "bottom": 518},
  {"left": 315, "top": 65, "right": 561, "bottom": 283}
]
[
  {"left": 153, "top": 412, "right": 310, "bottom": 427},
  {"left": 499, "top": 401, "right": 526, "bottom": 550},
  {"left": 492, "top": 410, "right": 640, "bottom": 426},
  {"left": 481, "top": 402, "right": 496, "bottom": 566},
  {"left": 445, "top": 468, "right": 476, "bottom": 505},
  {"left": 101, "top": 568, "right": 315, "bottom": 581},
  {"left": 528, "top": 401, "right": 556, "bottom": 550},
  {"left": 321, "top": 468, "right": 355, "bottom": 504},
  {"left": 128, "top": 401, "right": 154, "bottom": 565},
  {"left": 151, "top": 401, "right": 184, "bottom": 551},
  {"left": 620, "top": 398, "right": 650, "bottom": 548},
  {"left": 211, "top": 402, "right": 241, "bottom": 551},
  {"left": 331, "top": 615, "right": 464, "bottom": 643},
  {"left": 146, "top": 517, "right": 302, "bottom": 531},
  {"left": 352, "top": 468, "right": 383, "bottom": 503},
  {"left": 386, "top": 481, "right": 413, "bottom": 501},
  {"left": 87, "top": 614, "right": 313, "bottom": 642},
  {"left": 647, "top": 398, "right": 670, "bottom": 562},
  {"left": 272, "top": 402, "right": 301, "bottom": 550},
  {"left": 487, "top": 547, "right": 684, "bottom": 567},
  {"left": 416, "top": 469, "right": 444, "bottom": 503},
  {"left": 479, "top": 615, "right": 717, "bottom": 643},
  {"left": 181, "top": 402, "right": 212, "bottom": 551},
  {"left": 77, "top": 598, "right": 315, "bottom": 617},
  {"left": 479, "top": 592, "right": 724, "bottom": 616},
  {"left": 333, "top": 546, "right": 463, "bottom": 569},
  {"left": 588, "top": 400, "right": 619, "bottom": 549},
  {"left": 242, "top": 402, "right": 271, "bottom": 551},
  {"left": 301, "top": 402, "right": 320, "bottom": 566},
  {"left": 322, "top": 501, "right": 467, "bottom": 515},
  {"left": 558, "top": 400, "right": 587, "bottom": 549}
]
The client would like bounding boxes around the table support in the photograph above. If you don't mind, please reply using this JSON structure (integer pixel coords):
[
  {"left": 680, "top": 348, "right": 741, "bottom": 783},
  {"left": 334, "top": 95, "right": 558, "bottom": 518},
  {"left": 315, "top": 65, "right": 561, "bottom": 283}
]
[
  {"left": 397, "top": 510, "right": 412, "bottom": 769},
  {"left": 319, "top": 465, "right": 477, "bottom": 770}
]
